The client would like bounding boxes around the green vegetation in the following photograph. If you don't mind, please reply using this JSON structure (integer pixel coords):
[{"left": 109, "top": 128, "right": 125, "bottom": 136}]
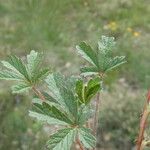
[
  {"left": 0, "top": 0, "right": 149, "bottom": 149},
  {"left": 0, "top": 36, "right": 126, "bottom": 149}
]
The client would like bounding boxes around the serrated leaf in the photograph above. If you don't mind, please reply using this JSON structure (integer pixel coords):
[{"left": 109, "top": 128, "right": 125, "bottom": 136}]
[
  {"left": 45, "top": 73, "right": 78, "bottom": 121},
  {"left": 27, "top": 50, "right": 50, "bottom": 83},
  {"left": 105, "top": 56, "right": 126, "bottom": 72},
  {"left": 0, "top": 70, "right": 24, "bottom": 81},
  {"left": 43, "top": 92, "right": 59, "bottom": 104},
  {"left": 0, "top": 50, "right": 50, "bottom": 93},
  {"left": 29, "top": 111, "right": 68, "bottom": 126},
  {"left": 2, "top": 55, "right": 30, "bottom": 80},
  {"left": 32, "top": 68, "right": 50, "bottom": 83},
  {"left": 76, "top": 36, "right": 126, "bottom": 76},
  {"left": 11, "top": 83, "right": 31, "bottom": 93},
  {"left": 77, "top": 105, "right": 92, "bottom": 125},
  {"left": 33, "top": 102, "right": 73, "bottom": 125},
  {"left": 78, "top": 127, "right": 96, "bottom": 149},
  {"left": 80, "top": 66, "right": 98, "bottom": 76},
  {"left": 98, "top": 36, "right": 115, "bottom": 54},
  {"left": 76, "top": 42, "right": 98, "bottom": 66},
  {"left": 46, "top": 128, "right": 77, "bottom": 150},
  {"left": 27, "top": 50, "right": 43, "bottom": 75}
]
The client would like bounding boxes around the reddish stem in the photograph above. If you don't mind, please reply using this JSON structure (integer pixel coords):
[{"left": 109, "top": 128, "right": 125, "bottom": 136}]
[
  {"left": 136, "top": 90, "right": 150, "bottom": 150},
  {"left": 93, "top": 92, "right": 100, "bottom": 136},
  {"left": 32, "top": 86, "right": 45, "bottom": 101},
  {"left": 76, "top": 138, "right": 84, "bottom": 150}
]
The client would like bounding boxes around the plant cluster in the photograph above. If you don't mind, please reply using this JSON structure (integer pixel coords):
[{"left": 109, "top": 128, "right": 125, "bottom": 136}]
[{"left": 0, "top": 36, "right": 127, "bottom": 150}]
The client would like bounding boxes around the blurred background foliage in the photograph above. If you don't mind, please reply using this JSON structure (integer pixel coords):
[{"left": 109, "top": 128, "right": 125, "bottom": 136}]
[{"left": 0, "top": 0, "right": 149, "bottom": 149}]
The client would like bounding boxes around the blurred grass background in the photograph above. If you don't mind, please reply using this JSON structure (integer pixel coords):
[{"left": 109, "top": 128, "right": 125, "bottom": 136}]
[{"left": 0, "top": 0, "right": 150, "bottom": 149}]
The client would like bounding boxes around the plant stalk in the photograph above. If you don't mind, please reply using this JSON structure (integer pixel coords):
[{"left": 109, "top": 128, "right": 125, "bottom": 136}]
[
  {"left": 137, "top": 90, "right": 150, "bottom": 150},
  {"left": 93, "top": 92, "right": 100, "bottom": 136},
  {"left": 32, "top": 86, "right": 45, "bottom": 101},
  {"left": 76, "top": 138, "right": 84, "bottom": 150}
]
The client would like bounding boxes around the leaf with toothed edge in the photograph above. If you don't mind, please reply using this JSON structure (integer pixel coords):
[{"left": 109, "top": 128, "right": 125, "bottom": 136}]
[
  {"left": 78, "top": 127, "right": 96, "bottom": 149},
  {"left": 0, "top": 50, "right": 50, "bottom": 93},
  {"left": 31, "top": 101, "right": 74, "bottom": 125},
  {"left": 46, "top": 128, "right": 77, "bottom": 150},
  {"left": 76, "top": 42, "right": 98, "bottom": 66},
  {"left": 29, "top": 111, "right": 69, "bottom": 126},
  {"left": 11, "top": 83, "right": 31, "bottom": 93},
  {"left": 76, "top": 36, "right": 126, "bottom": 76},
  {"left": 45, "top": 73, "right": 78, "bottom": 120}
]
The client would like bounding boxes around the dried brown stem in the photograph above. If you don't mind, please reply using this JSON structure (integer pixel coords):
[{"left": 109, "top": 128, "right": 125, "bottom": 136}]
[
  {"left": 136, "top": 90, "right": 150, "bottom": 150},
  {"left": 32, "top": 86, "right": 45, "bottom": 101}
]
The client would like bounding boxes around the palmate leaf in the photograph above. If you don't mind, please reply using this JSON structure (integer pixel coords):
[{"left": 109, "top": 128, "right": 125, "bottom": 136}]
[
  {"left": 76, "top": 77, "right": 101, "bottom": 105},
  {"left": 46, "top": 128, "right": 77, "bottom": 150},
  {"left": 78, "top": 127, "right": 96, "bottom": 149},
  {"left": 46, "top": 127, "right": 96, "bottom": 150},
  {"left": 45, "top": 73, "right": 78, "bottom": 121},
  {"left": 1, "top": 55, "right": 29, "bottom": 81},
  {"left": 29, "top": 102, "right": 72, "bottom": 125},
  {"left": 76, "top": 36, "right": 126, "bottom": 76},
  {"left": 0, "top": 50, "right": 50, "bottom": 93}
]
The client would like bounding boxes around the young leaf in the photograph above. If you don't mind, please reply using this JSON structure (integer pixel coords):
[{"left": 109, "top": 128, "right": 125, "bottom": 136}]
[
  {"left": 76, "top": 77, "right": 101, "bottom": 105},
  {"left": 46, "top": 128, "right": 77, "bottom": 150},
  {"left": 85, "top": 77, "right": 101, "bottom": 102},
  {"left": 76, "top": 79, "right": 84, "bottom": 103},
  {"left": 78, "top": 127, "right": 96, "bottom": 149}
]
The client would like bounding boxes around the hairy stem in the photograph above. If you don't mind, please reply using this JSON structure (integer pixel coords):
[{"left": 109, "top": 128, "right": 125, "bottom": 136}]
[
  {"left": 32, "top": 86, "right": 45, "bottom": 101},
  {"left": 76, "top": 138, "right": 84, "bottom": 150},
  {"left": 137, "top": 90, "right": 150, "bottom": 150}
]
